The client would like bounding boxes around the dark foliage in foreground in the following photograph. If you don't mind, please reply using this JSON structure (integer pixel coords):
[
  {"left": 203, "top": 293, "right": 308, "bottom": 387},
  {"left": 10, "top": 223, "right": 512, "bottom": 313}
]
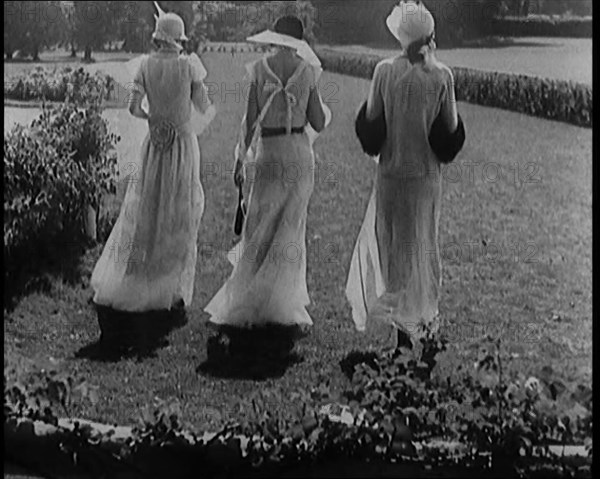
[{"left": 4, "top": 101, "right": 118, "bottom": 307}]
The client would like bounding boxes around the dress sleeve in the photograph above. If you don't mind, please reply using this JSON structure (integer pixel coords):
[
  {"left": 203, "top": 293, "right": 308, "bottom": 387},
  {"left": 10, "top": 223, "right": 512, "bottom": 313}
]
[
  {"left": 429, "top": 68, "right": 465, "bottom": 164},
  {"left": 132, "top": 57, "right": 146, "bottom": 96},
  {"left": 188, "top": 53, "right": 208, "bottom": 83},
  {"left": 245, "top": 59, "right": 260, "bottom": 83},
  {"left": 305, "top": 65, "right": 317, "bottom": 91},
  {"left": 436, "top": 67, "right": 458, "bottom": 133},
  {"left": 366, "top": 61, "right": 385, "bottom": 121},
  {"left": 189, "top": 55, "right": 211, "bottom": 114}
]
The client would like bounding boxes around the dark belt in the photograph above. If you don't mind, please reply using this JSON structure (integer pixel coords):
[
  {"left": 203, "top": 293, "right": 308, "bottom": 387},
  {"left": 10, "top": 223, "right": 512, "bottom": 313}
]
[{"left": 261, "top": 127, "right": 305, "bottom": 138}]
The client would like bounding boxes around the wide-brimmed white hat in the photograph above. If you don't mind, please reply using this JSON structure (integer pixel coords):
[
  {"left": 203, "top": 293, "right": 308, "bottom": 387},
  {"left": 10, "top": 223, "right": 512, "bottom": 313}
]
[
  {"left": 152, "top": 2, "right": 188, "bottom": 50},
  {"left": 246, "top": 16, "right": 321, "bottom": 69},
  {"left": 386, "top": 1, "right": 435, "bottom": 48}
]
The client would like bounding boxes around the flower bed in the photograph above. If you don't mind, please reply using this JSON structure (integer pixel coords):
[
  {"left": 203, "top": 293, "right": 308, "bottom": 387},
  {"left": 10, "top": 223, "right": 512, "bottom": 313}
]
[
  {"left": 4, "top": 66, "right": 115, "bottom": 104},
  {"left": 315, "top": 48, "right": 592, "bottom": 128}
]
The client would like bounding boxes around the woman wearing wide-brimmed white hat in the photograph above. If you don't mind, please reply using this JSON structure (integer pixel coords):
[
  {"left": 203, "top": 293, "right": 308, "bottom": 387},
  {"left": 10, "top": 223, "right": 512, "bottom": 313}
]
[
  {"left": 346, "top": 1, "right": 465, "bottom": 353},
  {"left": 204, "top": 16, "right": 331, "bottom": 331},
  {"left": 91, "top": 2, "right": 215, "bottom": 317}
]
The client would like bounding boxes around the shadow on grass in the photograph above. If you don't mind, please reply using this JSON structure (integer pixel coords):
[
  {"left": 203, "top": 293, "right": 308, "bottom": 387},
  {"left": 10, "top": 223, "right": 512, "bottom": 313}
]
[
  {"left": 75, "top": 305, "right": 187, "bottom": 362},
  {"left": 3, "top": 235, "right": 91, "bottom": 314},
  {"left": 197, "top": 325, "right": 306, "bottom": 380}
]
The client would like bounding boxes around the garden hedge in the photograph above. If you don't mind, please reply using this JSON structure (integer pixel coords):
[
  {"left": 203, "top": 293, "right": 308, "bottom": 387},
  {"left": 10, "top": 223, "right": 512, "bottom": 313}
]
[
  {"left": 315, "top": 48, "right": 592, "bottom": 128},
  {"left": 490, "top": 15, "right": 592, "bottom": 38}
]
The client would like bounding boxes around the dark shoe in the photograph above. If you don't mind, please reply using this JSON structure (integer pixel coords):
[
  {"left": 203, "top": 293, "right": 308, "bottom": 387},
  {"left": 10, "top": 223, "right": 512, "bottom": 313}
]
[
  {"left": 171, "top": 298, "right": 185, "bottom": 311},
  {"left": 396, "top": 330, "right": 413, "bottom": 350}
]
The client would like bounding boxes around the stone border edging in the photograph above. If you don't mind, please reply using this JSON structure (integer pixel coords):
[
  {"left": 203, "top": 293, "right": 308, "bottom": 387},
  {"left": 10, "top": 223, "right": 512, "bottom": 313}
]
[{"left": 4, "top": 404, "right": 590, "bottom": 478}]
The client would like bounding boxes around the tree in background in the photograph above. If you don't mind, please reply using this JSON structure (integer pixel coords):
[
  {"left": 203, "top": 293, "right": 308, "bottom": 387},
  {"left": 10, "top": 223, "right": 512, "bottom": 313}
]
[
  {"left": 543, "top": 0, "right": 592, "bottom": 16},
  {"left": 4, "top": 1, "right": 64, "bottom": 60},
  {"left": 428, "top": 0, "right": 504, "bottom": 46},
  {"left": 60, "top": 1, "right": 78, "bottom": 57},
  {"left": 195, "top": 2, "right": 238, "bottom": 42},
  {"left": 196, "top": 1, "right": 316, "bottom": 43},
  {"left": 311, "top": 0, "right": 507, "bottom": 48},
  {"left": 73, "top": 1, "right": 119, "bottom": 61},
  {"left": 498, "top": 0, "right": 592, "bottom": 16},
  {"left": 311, "top": 0, "right": 398, "bottom": 45},
  {"left": 117, "top": 1, "right": 195, "bottom": 54},
  {"left": 4, "top": 2, "right": 26, "bottom": 59},
  {"left": 239, "top": 1, "right": 317, "bottom": 43},
  {"left": 190, "top": 1, "right": 211, "bottom": 48},
  {"left": 118, "top": 1, "right": 153, "bottom": 53}
]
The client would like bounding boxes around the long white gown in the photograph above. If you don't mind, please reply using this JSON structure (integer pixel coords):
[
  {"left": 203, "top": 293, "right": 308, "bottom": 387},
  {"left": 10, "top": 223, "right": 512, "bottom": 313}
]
[
  {"left": 204, "top": 56, "right": 331, "bottom": 328},
  {"left": 91, "top": 51, "right": 213, "bottom": 312},
  {"left": 346, "top": 55, "right": 456, "bottom": 337}
]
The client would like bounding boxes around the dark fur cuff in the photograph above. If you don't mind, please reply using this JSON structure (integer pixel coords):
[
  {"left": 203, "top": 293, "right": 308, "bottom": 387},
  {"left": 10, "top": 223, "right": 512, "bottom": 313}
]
[
  {"left": 429, "top": 113, "right": 466, "bottom": 164},
  {"left": 355, "top": 101, "right": 387, "bottom": 157}
]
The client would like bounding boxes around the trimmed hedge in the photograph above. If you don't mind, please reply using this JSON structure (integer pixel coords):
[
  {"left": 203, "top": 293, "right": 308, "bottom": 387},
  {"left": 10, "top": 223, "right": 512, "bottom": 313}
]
[
  {"left": 315, "top": 48, "right": 592, "bottom": 128},
  {"left": 490, "top": 15, "right": 592, "bottom": 38}
]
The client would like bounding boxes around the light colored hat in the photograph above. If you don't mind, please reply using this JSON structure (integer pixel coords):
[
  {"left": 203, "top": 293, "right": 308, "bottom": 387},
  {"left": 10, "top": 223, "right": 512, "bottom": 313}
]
[
  {"left": 246, "top": 16, "right": 321, "bottom": 70},
  {"left": 386, "top": 1, "right": 435, "bottom": 48},
  {"left": 152, "top": 2, "right": 188, "bottom": 50}
]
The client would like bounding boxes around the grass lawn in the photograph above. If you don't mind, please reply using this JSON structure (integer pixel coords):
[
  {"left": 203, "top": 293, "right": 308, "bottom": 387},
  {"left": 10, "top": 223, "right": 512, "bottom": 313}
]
[
  {"left": 3, "top": 51, "right": 592, "bottom": 433},
  {"left": 322, "top": 37, "right": 592, "bottom": 85}
]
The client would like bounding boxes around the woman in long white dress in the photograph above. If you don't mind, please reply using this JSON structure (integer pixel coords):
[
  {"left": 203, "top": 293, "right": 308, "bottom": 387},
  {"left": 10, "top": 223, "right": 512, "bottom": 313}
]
[
  {"left": 346, "top": 1, "right": 462, "bottom": 353},
  {"left": 204, "top": 16, "right": 330, "bottom": 332},
  {"left": 91, "top": 6, "right": 214, "bottom": 315}
]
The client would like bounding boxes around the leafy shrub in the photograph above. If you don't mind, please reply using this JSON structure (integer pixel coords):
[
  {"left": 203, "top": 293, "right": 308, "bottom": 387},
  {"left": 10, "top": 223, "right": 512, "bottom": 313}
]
[
  {"left": 343, "top": 333, "right": 592, "bottom": 453},
  {"left": 4, "top": 102, "right": 119, "bottom": 302},
  {"left": 490, "top": 15, "right": 592, "bottom": 38},
  {"left": 4, "top": 355, "right": 98, "bottom": 426},
  {"left": 4, "top": 66, "right": 114, "bottom": 104},
  {"left": 429, "top": 0, "right": 505, "bottom": 48},
  {"left": 198, "top": 1, "right": 317, "bottom": 43},
  {"left": 315, "top": 48, "right": 592, "bottom": 128}
]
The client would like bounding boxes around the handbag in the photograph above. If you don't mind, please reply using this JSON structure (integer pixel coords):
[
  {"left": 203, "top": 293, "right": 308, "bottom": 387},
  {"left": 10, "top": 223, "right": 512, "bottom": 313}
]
[
  {"left": 355, "top": 100, "right": 387, "bottom": 157},
  {"left": 428, "top": 111, "right": 466, "bottom": 164},
  {"left": 233, "top": 182, "right": 247, "bottom": 236}
]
